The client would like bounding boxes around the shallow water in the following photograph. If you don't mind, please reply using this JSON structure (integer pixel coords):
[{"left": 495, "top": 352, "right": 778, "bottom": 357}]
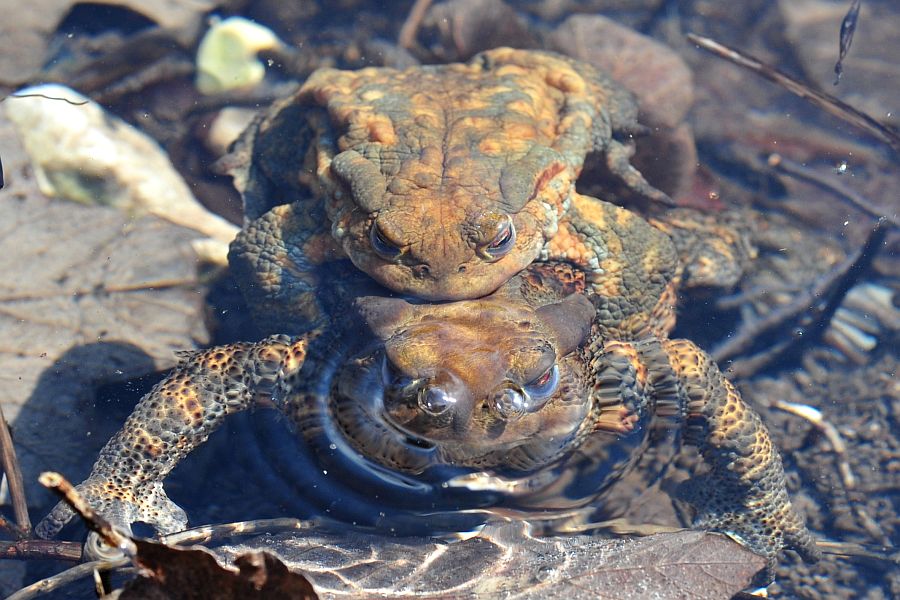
[{"left": 0, "top": 1, "right": 897, "bottom": 598}]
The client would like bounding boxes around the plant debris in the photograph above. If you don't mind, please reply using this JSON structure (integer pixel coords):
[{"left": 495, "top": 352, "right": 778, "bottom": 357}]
[
  {"left": 834, "top": 0, "right": 862, "bottom": 85},
  {"left": 687, "top": 31, "right": 900, "bottom": 154}
]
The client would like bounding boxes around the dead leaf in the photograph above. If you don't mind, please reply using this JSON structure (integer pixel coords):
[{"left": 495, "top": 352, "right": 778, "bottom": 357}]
[
  {"left": 5, "top": 85, "right": 239, "bottom": 263},
  {"left": 0, "top": 106, "right": 211, "bottom": 508},
  {"left": 217, "top": 524, "right": 765, "bottom": 599}
]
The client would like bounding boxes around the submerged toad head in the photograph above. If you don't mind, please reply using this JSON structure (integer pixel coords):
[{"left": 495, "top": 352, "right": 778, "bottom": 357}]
[{"left": 349, "top": 289, "right": 595, "bottom": 470}]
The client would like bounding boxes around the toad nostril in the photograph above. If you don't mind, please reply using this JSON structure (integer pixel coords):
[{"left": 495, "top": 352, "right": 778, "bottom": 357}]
[
  {"left": 492, "top": 385, "right": 526, "bottom": 421},
  {"left": 457, "top": 265, "right": 466, "bottom": 273},
  {"left": 413, "top": 264, "right": 431, "bottom": 277}
]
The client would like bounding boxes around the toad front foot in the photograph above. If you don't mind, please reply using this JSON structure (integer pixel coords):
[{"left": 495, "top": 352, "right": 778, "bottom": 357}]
[
  {"left": 35, "top": 335, "right": 310, "bottom": 540},
  {"left": 35, "top": 479, "right": 187, "bottom": 540}
]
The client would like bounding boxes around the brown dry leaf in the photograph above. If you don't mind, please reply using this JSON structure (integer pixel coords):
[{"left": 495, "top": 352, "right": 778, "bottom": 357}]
[
  {"left": 0, "top": 0, "right": 217, "bottom": 85},
  {"left": 218, "top": 525, "right": 765, "bottom": 599},
  {"left": 120, "top": 541, "right": 318, "bottom": 600},
  {"left": 558, "top": 530, "right": 766, "bottom": 599}
]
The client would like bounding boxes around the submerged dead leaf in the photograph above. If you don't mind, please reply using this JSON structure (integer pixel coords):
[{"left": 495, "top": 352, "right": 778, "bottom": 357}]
[
  {"left": 0, "top": 194, "right": 209, "bottom": 402},
  {"left": 5, "top": 85, "right": 238, "bottom": 263},
  {"left": 217, "top": 524, "right": 766, "bottom": 599}
]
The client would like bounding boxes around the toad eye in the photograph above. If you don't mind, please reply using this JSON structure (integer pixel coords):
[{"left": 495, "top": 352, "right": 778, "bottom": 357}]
[
  {"left": 370, "top": 223, "right": 401, "bottom": 259},
  {"left": 523, "top": 364, "right": 559, "bottom": 407},
  {"left": 483, "top": 219, "right": 516, "bottom": 260}
]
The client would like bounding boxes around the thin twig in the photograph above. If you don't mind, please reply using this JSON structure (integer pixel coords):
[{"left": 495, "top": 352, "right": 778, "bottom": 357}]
[
  {"left": 774, "top": 398, "right": 888, "bottom": 543},
  {"left": 398, "top": 0, "right": 433, "bottom": 49},
  {"left": 0, "top": 539, "right": 82, "bottom": 561},
  {"left": 686, "top": 32, "right": 900, "bottom": 155},
  {"left": 185, "top": 84, "right": 297, "bottom": 118},
  {"left": 723, "top": 340, "right": 794, "bottom": 380},
  {"left": 772, "top": 400, "right": 854, "bottom": 488},
  {"left": 1, "top": 93, "right": 88, "bottom": 106},
  {"left": 815, "top": 539, "right": 900, "bottom": 565},
  {"left": 0, "top": 278, "right": 198, "bottom": 303},
  {"left": 5, "top": 519, "right": 319, "bottom": 598},
  {"left": 0, "top": 515, "right": 28, "bottom": 539},
  {"left": 0, "top": 404, "right": 31, "bottom": 534},
  {"left": 716, "top": 282, "right": 803, "bottom": 310},
  {"left": 6, "top": 559, "right": 128, "bottom": 600},
  {"left": 162, "top": 517, "right": 316, "bottom": 547},
  {"left": 91, "top": 56, "right": 194, "bottom": 105},
  {"left": 767, "top": 153, "right": 898, "bottom": 227},
  {"left": 38, "top": 472, "right": 135, "bottom": 556}
]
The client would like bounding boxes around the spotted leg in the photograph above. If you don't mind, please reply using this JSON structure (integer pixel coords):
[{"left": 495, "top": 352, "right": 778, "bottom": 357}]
[
  {"left": 35, "top": 336, "right": 309, "bottom": 539},
  {"left": 663, "top": 338, "right": 820, "bottom": 578},
  {"left": 545, "top": 193, "right": 680, "bottom": 340},
  {"left": 591, "top": 337, "right": 818, "bottom": 581},
  {"left": 648, "top": 208, "right": 755, "bottom": 291}
]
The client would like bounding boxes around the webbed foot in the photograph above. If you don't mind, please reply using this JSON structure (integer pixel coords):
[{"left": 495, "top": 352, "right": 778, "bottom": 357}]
[
  {"left": 663, "top": 337, "right": 819, "bottom": 582},
  {"left": 36, "top": 479, "right": 187, "bottom": 539}
]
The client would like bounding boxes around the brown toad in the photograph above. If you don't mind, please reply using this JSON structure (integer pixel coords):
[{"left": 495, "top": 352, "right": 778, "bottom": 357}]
[
  {"left": 229, "top": 47, "right": 676, "bottom": 333},
  {"left": 36, "top": 263, "right": 816, "bottom": 582}
]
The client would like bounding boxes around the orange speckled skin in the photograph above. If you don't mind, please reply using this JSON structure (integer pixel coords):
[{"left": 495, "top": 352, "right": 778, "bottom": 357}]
[
  {"left": 661, "top": 338, "right": 820, "bottom": 573},
  {"left": 649, "top": 208, "right": 756, "bottom": 291},
  {"left": 547, "top": 194, "right": 678, "bottom": 339},
  {"left": 230, "top": 47, "right": 673, "bottom": 329},
  {"left": 230, "top": 193, "right": 678, "bottom": 341},
  {"left": 37, "top": 263, "right": 816, "bottom": 581},
  {"left": 587, "top": 335, "right": 819, "bottom": 576},
  {"left": 36, "top": 337, "right": 309, "bottom": 537}
]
